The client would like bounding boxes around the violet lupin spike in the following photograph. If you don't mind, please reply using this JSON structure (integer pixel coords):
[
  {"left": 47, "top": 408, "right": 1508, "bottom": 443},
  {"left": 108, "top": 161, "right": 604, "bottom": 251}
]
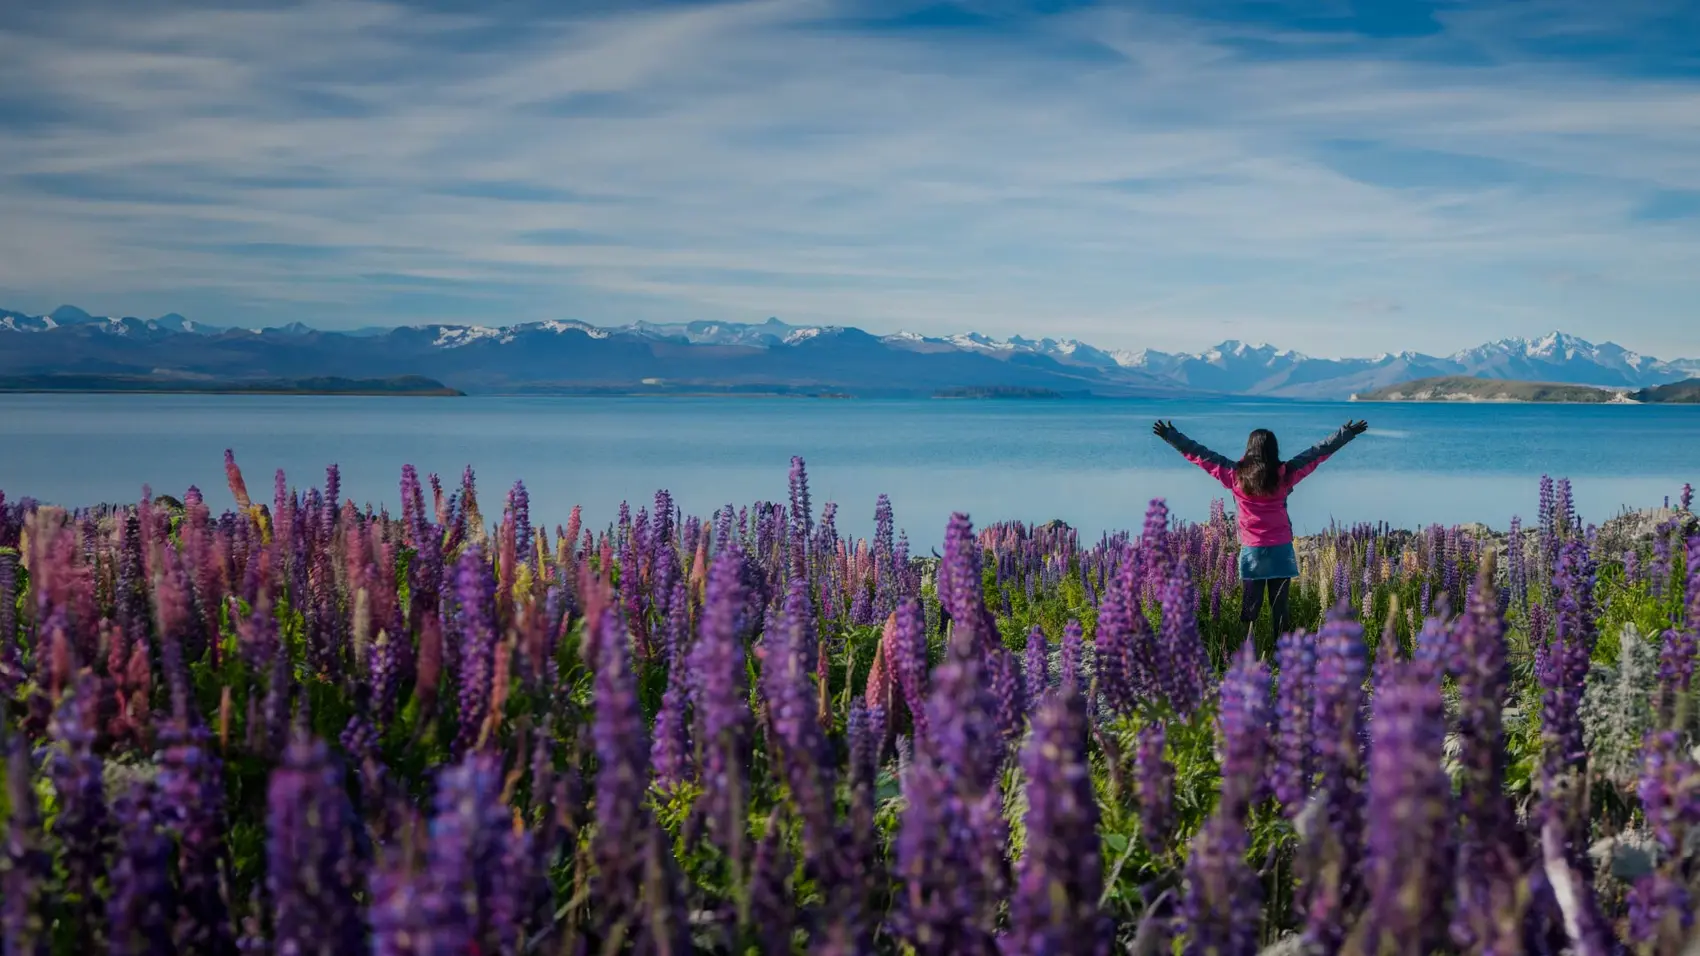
[
  {"left": 649, "top": 659, "right": 692, "bottom": 794},
  {"left": 266, "top": 735, "right": 367, "bottom": 956},
  {"left": 2, "top": 729, "right": 51, "bottom": 956},
  {"left": 451, "top": 546, "right": 497, "bottom": 757},
  {"left": 106, "top": 781, "right": 176, "bottom": 956},
  {"left": 1359, "top": 660, "right": 1452, "bottom": 954},
  {"left": 590, "top": 606, "right": 652, "bottom": 942},
  {"left": 1003, "top": 689, "right": 1113, "bottom": 956},
  {"left": 1272, "top": 628, "right": 1315, "bottom": 816},
  {"left": 1023, "top": 624, "right": 1049, "bottom": 713},
  {"left": 1059, "top": 618, "right": 1084, "bottom": 695},
  {"left": 1134, "top": 723, "right": 1174, "bottom": 856},
  {"left": 48, "top": 677, "right": 111, "bottom": 947},
  {"left": 1215, "top": 640, "right": 1272, "bottom": 820}
]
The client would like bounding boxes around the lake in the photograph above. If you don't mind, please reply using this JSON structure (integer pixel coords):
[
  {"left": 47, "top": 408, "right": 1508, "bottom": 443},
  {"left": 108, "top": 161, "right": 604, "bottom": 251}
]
[{"left": 1, "top": 394, "right": 1694, "bottom": 546}]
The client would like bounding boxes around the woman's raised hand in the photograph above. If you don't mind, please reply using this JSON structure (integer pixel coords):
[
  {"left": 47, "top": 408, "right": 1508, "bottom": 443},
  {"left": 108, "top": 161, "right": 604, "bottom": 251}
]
[
  {"left": 1345, "top": 419, "right": 1369, "bottom": 436},
  {"left": 1152, "top": 419, "right": 1176, "bottom": 439}
]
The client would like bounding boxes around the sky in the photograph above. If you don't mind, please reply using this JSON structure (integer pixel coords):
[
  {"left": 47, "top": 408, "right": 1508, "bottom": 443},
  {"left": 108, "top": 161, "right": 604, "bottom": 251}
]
[{"left": 1, "top": 0, "right": 1698, "bottom": 358}]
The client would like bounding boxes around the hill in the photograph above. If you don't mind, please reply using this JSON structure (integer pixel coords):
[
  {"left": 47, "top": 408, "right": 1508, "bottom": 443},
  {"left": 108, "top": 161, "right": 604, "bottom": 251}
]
[
  {"left": 1631, "top": 378, "right": 1700, "bottom": 404},
  {"left": 1351, "top": 376, "right": 1627, "bottom": 403}
]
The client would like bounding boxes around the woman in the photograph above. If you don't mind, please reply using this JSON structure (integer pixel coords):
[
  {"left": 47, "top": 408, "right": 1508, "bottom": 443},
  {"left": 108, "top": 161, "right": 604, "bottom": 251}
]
[{"left": 1153, "top": 418, "right": 1368, "bottom": 641}]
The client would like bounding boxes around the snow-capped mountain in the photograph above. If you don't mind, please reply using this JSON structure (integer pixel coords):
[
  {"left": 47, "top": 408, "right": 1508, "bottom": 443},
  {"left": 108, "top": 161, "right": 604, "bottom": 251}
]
[{"left": 2, "top": 304, "right": 1694, "bottom": 398}]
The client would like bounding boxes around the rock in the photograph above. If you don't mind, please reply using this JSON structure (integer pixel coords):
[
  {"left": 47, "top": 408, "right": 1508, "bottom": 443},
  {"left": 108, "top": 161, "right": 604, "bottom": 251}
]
[
  {"left": 1597, "top": 507, "right": 1697, "bottom": 556},
  {"left": 1588, "top": 831, "right": 1657, "bottom": 880}
]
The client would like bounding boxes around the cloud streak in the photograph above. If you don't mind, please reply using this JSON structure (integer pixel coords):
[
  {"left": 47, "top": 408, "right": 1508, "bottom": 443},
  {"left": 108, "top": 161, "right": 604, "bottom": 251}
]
[{"left": 1, "top": 0, "right": 1698, "bottom": 356}]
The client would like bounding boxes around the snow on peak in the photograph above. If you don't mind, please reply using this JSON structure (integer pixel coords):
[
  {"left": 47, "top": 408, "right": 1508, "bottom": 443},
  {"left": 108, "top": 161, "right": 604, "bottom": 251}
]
[
  {"left": 540, "top": 319, "right": 608, "bottom": 339},
  {"left": 433, "top": 325, "right": 502, "bottom": 348}
]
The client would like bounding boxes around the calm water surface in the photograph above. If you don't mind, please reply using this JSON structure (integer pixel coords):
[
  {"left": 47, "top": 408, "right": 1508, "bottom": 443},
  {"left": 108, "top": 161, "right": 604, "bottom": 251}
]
[{"left": 1, "top": 394, "right": 1695, "bottom": 546}]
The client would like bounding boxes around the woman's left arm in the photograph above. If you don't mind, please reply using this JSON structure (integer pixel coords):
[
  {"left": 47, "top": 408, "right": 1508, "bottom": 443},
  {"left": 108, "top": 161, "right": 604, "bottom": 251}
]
[{"left": 1285, "top": 420, "right": 1368, "bottom": 485}]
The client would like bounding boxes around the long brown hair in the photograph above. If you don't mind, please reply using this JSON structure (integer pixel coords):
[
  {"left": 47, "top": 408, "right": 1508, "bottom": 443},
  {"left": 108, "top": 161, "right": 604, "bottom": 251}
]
[{"left": 1235, "top": 429, "right": 1281, "bottom": 496}]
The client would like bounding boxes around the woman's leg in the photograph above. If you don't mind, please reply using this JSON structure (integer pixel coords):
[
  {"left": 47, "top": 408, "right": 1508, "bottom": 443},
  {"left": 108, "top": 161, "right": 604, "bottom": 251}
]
[
  {"left": 1269, "top": 578, "right": 1293, "bottom": 638},
  {"left": 1241, "top": 578, "right": 1267, "bottom": 646}
]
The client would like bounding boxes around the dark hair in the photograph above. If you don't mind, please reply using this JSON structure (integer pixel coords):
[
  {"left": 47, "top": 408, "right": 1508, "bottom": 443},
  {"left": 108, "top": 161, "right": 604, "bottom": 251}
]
[{"left": 1236, "top": 429, "right": 1281, "bottom": 497}]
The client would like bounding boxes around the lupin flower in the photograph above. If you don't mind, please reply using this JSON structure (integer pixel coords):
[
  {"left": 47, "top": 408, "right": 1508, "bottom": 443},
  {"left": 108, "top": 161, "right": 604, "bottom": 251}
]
[
  {"left": 429, "top": 752, "right": 533, "bottom": 953},
  {"left": 1359, "top": 660, "right": 1452, "bottom": 954},
  {"left": 1003, "top": 689, "right": 1112, "bottom": 956},
  {"left": 591, "top": 607, "right": 653, "bottom": 937},
  {"left": 107, "top": 781, "right": 176, "bottom": 956},
  {"left": 451, "top": 546, "right": 497, "bottom": 756},
  {"left": 47, "top": 676, "right": 110, "bottom": 940},
  {"left": 1272, "top": 629, "right": 1314, "bottom": 815},
  {"left": 266, "top": 735, "right": 366, "bottom": 956},
  {"left": 1059, "top": 618, "right": 1084, "bottom": 695},
  {"left": 885, "top": 598, "right": 930, "bottom": 740},
  {"left": 649, "top": 660, "right": 692, "bottom": 793},
  {"left": 1216, "top": 641, "right": 1272, "bottom": 818},
  {"left": 1178, "top": 813, "right": 1260, "bottom": 956},
  {"left": 1023, "top": 624, "right": 1049, "bottom": 712},
  {"left": 1134, "top": 722, "right": 1174, "bottom": 855},
  {"left": 3, "top": 730, "right": 51, "bottom": 956},
  {"left": 1156, "top": 565, "right": 1210, "bottom": 718},
  {"left": 1302, "top": 603, "right": 1368, "bottom": 952},
  {"left": 0, "top": 550, "right": 19, "bottom": 698},
  {"left": 761, "top": 576, "right": 841, "bottom": 883}
]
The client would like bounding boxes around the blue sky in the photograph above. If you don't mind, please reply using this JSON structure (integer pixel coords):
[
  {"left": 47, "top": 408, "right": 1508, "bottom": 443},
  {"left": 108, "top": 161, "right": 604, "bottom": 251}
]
[{"left": 1, "top": 0, "right": 1698, "bottom": 357}]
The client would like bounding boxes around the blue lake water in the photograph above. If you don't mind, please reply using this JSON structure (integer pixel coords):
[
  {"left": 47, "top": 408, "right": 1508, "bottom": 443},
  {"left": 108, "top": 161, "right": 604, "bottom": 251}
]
[{"left": 1, "top": 394, "right": 1694, "bottom": 547}]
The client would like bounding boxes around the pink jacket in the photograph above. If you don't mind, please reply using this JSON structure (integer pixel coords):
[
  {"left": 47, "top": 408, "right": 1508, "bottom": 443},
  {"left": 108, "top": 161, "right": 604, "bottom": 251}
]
[{"left": 1161, "top": 425, "right": 1358, "bottom": 547}]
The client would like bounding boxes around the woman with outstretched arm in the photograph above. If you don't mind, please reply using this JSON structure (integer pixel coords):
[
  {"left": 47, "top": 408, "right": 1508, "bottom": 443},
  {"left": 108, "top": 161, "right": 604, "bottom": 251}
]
[{"left": 1153, "top": 419, "right": 1368, "bottom": 643}]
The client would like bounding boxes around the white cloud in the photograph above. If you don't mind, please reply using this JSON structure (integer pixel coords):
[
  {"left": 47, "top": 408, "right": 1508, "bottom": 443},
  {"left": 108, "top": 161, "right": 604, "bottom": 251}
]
[{"left": 1, "top": 0, "right": 1697, "bottom": 356}]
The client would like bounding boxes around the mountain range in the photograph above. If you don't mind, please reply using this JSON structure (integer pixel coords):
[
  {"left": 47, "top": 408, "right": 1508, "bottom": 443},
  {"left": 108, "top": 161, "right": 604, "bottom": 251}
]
[{"left": 3, "top": 304, "right": 1696, "bottom": 399}]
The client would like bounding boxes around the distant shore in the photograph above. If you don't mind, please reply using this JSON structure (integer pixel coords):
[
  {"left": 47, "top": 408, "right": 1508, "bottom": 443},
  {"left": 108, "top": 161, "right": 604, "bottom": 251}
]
[{"left": 0, "top": 374, "right": 463, "bottom": 396}]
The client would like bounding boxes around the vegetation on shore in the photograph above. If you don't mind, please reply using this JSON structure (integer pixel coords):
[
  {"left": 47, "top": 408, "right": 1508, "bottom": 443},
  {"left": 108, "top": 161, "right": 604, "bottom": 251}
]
[{"left": 0, "top": 461, "right": 1697, "bottom": 953}]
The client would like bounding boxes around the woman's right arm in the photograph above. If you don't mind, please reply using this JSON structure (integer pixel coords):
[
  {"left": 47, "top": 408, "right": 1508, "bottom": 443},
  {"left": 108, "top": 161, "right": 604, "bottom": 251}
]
[{"left": 1153, "top": 420, "right": 1237, "bottom": 489}]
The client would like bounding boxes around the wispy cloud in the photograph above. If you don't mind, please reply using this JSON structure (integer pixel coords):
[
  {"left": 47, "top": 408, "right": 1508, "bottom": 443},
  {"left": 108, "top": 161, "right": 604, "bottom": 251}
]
[{"left": 2, "top": 0, "right": 1698, "bottom": 356}]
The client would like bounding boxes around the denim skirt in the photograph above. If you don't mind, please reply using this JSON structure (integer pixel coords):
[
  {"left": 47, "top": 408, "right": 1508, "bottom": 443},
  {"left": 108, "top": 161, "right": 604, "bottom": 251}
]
[{"left": 1239, "top": 543, "right": 1299, "bottom": 581}]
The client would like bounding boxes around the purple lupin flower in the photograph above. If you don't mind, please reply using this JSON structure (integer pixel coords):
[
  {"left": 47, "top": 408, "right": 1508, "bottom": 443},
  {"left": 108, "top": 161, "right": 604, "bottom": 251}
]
[
  {"left": 451, "top": 546, "right": 496, "bottom": 756},
  {"left": 0, "top": 550, "right": 18, "bottom": 699},
  {"left": 1023, "top": 624, "right": 1049, "bottom": 712},
  {"left": 1301, "top": 603, "right": 1368, "bottom": 952},
  {"left": 761, "top": 576, "right": 841, "bottom": 884},
  {"left": 2, "top": 730, "right": 50, "bottom": 956},
  {"left": 1361, "top": 660, "right": 1452, "bottom": 954},
  {"left": 1216, "top": 640, "right": 1272, "bottom": 819},
  {"left": 893, "top": 754, "right": 996, "bottom": 956},
  {"left": 887, "top": 598, "right": 930, "bottom": 741},
  {"left": 429, "top": 752, "right": 532, "bottom": 954},
  {"left": 266, "top": 736, "right": 366, "bottom": 956},
  {"left": 1091, "top": 566, "right": 1137, "bottom": 715},
  {"left": 789, "top": 456, "right": 813, "bottom": 575},
  {"left": 1134, "top": 723, "right": 1174, "bottom": 856},
  {"left": 509, "top": 480, "right": 532, "bottom": 567},
  {"left": 1682, "top": 482, "right": 1693, "bottom": 512},
  {"left": 1537, "top": 539, "right": 1595, "bottom": 836},
  {"left": 591, "top": 607, "right": 653, "bottom": 939},
  {"left": 649, "top": 659, "right": 692, "bottom": 793},
  {"left": 156, "top": 724, "right": 237, "bottom": 956},
  {"left": 747, "top": 810, "right": 795, "bottom": 955},
  {"left": 1003, "top": 689, "right": 1113, "bottom": 956},
  {"left": 1050, "top": 620, "right": 1080, "bottom": 698},
  {"left": 687, "top": 546, "right": 752, "bottom": 867},
  {"left": 47, "top": 677, "right": 111, "bottom": 944},
  {"left": 1628, "top": 871, "right": 1692, "bottom": 950},
  {"left": 987, "top": 642, "right": 1026, "bottom": 746},
  {"left": 1272, "top": 628, "right": 1315, "bottom": 816},
  {"left": 1178, "top": 813, "right": 1260, "bottom": 956},
  {"left": 1156, "top": 564, "right": 1210, "bottom": 718},
  {"left": 1448, "top": 559, "right": 1523, "bottom": 954},
  {"left": 107, "top": 781, "right": 176, "bottom": 956}
]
